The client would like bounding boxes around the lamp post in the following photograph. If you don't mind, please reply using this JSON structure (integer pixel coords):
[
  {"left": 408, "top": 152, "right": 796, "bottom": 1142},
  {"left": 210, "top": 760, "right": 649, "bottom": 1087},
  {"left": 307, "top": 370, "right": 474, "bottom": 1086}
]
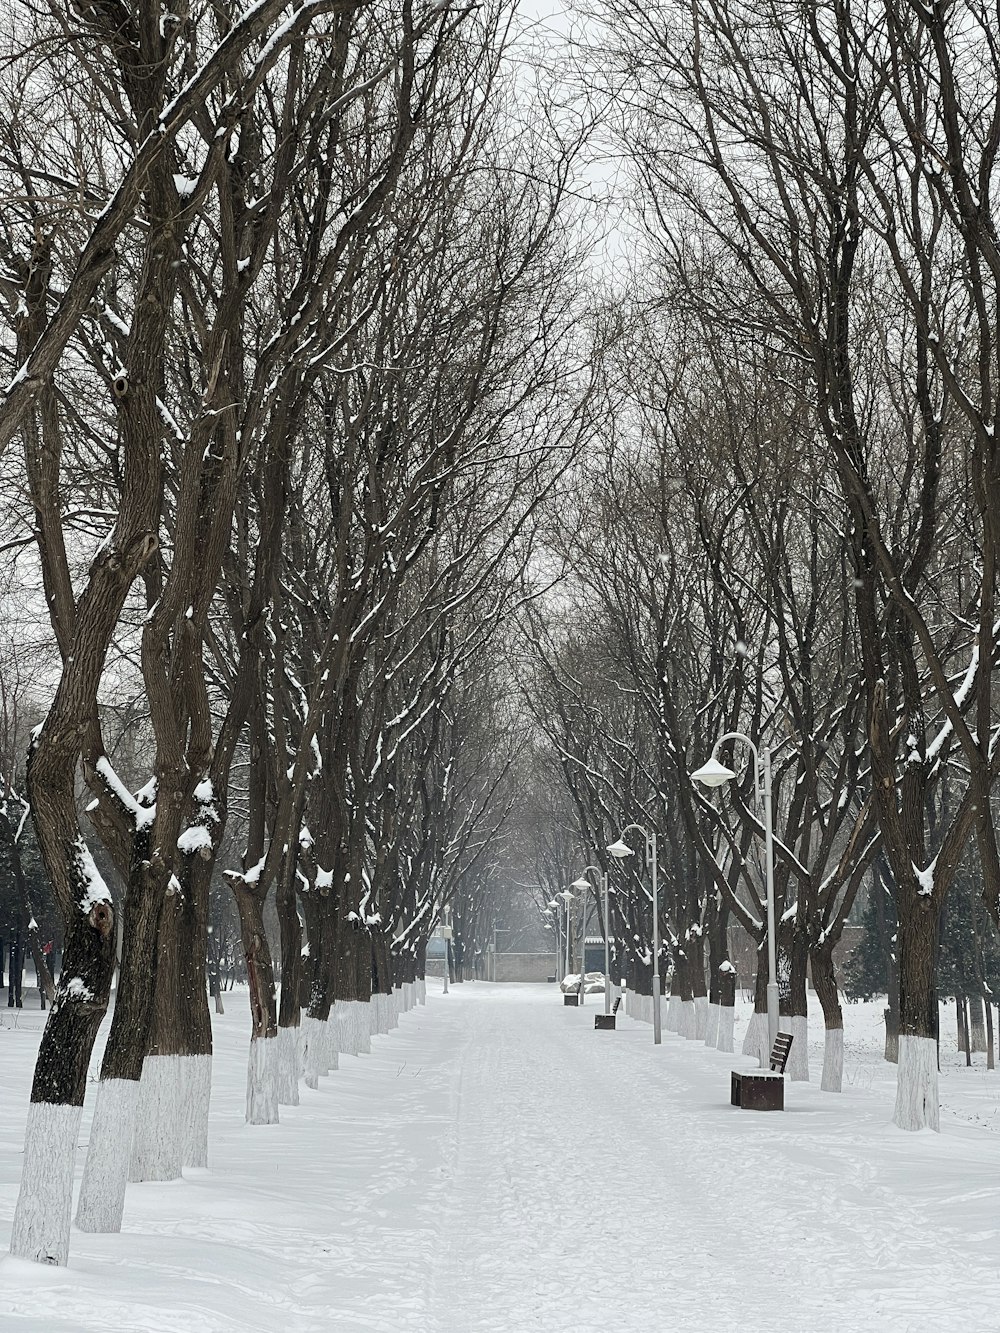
[
  {"left": 546, "top": 899, "right": 562, "bottom": 983},
  {"left": 570, "top": 878, "right": 590, "bottom": 1005},
  {"left": 691, "top": 734, "right": 778, "bottom": 1051},
  {"left": 558, "top": 890, "right": 575, "bottom": 979},
  {"left": 607, "top": 825, "right": 661, "bottom": 1044},
  {"left": 573, "top": 866, "right": 611, "bottom": 1015}
]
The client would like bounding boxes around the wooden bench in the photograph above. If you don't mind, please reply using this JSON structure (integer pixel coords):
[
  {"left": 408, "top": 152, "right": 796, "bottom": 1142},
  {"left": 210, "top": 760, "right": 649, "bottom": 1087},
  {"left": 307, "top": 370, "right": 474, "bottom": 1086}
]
[
  {"left": 594, "top": 994, "right": 622, "bottom": 1030},
  {"left": 730, "top": 1032, "right": 793, "bottom": 1111}
]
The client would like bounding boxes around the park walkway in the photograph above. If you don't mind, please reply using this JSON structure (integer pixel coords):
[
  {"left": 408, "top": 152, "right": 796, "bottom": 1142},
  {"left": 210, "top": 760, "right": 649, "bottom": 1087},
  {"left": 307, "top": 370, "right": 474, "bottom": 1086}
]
[{"left": 3, "top": 982, "right": 1000, "bottom": 1331}]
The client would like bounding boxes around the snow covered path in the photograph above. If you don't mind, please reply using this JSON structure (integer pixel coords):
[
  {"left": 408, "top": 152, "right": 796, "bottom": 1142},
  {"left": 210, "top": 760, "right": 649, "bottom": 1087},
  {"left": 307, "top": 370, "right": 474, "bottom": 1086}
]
[{"left": 2, "top": 983, "right": 1000, "bottom": 1331}]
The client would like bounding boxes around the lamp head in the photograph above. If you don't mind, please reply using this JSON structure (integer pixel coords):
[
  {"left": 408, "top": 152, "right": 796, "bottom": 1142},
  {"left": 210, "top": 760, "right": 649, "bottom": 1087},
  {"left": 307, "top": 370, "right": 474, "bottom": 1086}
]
[
  {"left": 606, "top": 838, "right": 633, "bottom": 859},
  {"left": 690, "top": 757, "right": 737, "bottom": 788},
  {"left": 570, "top": 877, "right": 590, "bottom": 892}
]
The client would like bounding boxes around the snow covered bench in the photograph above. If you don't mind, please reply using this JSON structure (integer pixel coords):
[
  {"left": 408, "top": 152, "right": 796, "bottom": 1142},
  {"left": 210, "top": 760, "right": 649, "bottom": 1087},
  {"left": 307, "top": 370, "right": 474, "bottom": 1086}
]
[{"left": 730, "top": 1032, "right": 793, "bottom": 1111}]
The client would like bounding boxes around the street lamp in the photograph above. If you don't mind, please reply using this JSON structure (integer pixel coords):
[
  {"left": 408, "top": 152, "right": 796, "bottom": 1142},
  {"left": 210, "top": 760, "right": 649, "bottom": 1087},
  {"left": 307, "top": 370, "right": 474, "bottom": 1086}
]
[
  {"left": 692, "top": 732, "right": 778, "bottom": 1051},
  {"left": 558, "top": 890, "right": 575, "bottom": 978},
  {"left": 570, "top": 878, "right": 591, "bottom": 1005},
  {"left": 607, "top": 825, "right": 661, "bottom": 1044},
  {"left": 546, "top": 899, "right": 562, "bottom": 983},
  {"left": 573, "top": 867, "right": 612, "bottom": 1014}
]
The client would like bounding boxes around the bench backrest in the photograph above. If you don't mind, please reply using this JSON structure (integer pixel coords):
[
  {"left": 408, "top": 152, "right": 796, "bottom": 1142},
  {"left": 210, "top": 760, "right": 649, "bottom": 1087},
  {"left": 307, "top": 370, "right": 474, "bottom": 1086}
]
[
  {"left": 612, "top": 995, "right": 622, "bottom": 1015},
  {"left": 769, "top": 1032, "right": 793, "bottom": 1073}
]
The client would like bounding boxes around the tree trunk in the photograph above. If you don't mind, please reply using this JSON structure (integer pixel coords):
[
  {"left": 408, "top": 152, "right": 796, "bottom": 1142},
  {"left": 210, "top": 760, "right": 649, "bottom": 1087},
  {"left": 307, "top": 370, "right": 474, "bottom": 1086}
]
[
  {"left": 782, "top": 929, "right": 810, "bottom": 1081},
  {"left": 717, "top": 964, "right": 736, "bottom": 1053},
  {"left": 232, "top": 884, "right": 279, "bottom": 1124},
  {"left": 10, "top": 889, "right": 116, "bottom": 1264},
  {"left": 893, "top": 901, "right": 940, "bottom": 1130},
  {"left": 275, "top": 859, "right": 303, "bottom": 1103},
  {"left": 741, "top": 945, "right": 770, "bottom": 1067},
  {"left": 811, "top": 945, "right": 844, "bottom": 1092},
  {"left": 986, "top": 999, "right": 995, "bottom": 1071},
  {"left": 665, "top": 958, "right": 683, "bottom": 1032},
  {"left": 688, "top": 928, "right": 708, "bottom": 1039},
  {"left": 968, "top": 993, "right": 987, "bottom": 1054},
  {"left": 76, "top": 840, "right": 172, "bottom": 1232}
]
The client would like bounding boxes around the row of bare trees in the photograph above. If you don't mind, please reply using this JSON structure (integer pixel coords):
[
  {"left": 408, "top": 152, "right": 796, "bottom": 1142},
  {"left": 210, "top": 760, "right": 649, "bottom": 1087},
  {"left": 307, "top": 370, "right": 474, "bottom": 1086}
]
[
  {"left": 0, "top": 0, "right": 595, "bottom": 1267},
  {"left": 510, "top": 0, "right": 1000, "bottom": 1133}
]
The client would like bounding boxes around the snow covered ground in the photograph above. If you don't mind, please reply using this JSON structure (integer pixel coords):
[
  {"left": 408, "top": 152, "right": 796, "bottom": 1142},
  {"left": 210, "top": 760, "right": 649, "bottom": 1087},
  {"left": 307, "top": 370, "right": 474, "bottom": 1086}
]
[{"left": 2, "top": 984, "right": 1000, "bottom": 1332}]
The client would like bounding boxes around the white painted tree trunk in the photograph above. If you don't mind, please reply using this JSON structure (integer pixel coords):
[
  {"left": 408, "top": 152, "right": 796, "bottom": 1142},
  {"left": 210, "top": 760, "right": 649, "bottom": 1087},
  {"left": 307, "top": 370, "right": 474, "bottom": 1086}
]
[
  {"left": 665, "top": 994, "right": 681, "bottom": 1032},
  {"left": 742, "top": 1010, "right": 770, "bottom": 1067},
  {"left": 246, "top": 1033, "right": 280, "bottom": 1124},
  {"left": 353, "top": 999, "right": 372, "bottom": 1053},
  {"left": 717, "top": 1005, "right": 735, "bottom": 1053},
  {"left": 969, "top": 996, "right": 987, "bottom": 1053},
  {"left": 784, "top": 1016, "right": 809, "bottom": 1081},
  {"left": 678, "top": 999, "right": 697, "bottom": 1038},
  {"left": 694, "top": 995, "right": 708, "bottom": 1039},
  {"left": 276, "top": 1026, "right": 299, "bottom": 1106},
  {"left": 130, "top": 1054, "right": 183, "bottom": 1181},
  {"left": 325, "top": 1012, "right": 340, "bottom": 1068},
  {"left": 303, "top": 1014, "right": 333, "bottom": 1089},
  {"left": 390, "top": 987, "right": 401, "bottom": 1028},
  {"left": 894, "top": 1034, "right": 940, "bottom": 1130},
  {"left": 821, "top": 1026, "right": 844, "bottom": 1093},
  {"left": 417, "top": 978, "right": 426, "bottom": 1005},
  {"left": 704, "top": 1001, "right": 720, "bottom": 1048},
  {"left": 182, "top": 1053, "right": 212, "bottom": 1166},
  {"left": 335, "top": 1004, "right": 355, "bottom": 1057},
  {"left": 76, "top": 1080, "right": 138, "bottom": 1233},
  {"left": 10, "top": 1102, "right": 83, "bottom": 1265}
]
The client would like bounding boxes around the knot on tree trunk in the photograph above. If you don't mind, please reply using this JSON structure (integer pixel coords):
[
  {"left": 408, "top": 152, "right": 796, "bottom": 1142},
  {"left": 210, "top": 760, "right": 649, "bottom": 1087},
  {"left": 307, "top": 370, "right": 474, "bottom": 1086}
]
[{"left": 87, "top": 901, "right": 114, "bottom": 938}]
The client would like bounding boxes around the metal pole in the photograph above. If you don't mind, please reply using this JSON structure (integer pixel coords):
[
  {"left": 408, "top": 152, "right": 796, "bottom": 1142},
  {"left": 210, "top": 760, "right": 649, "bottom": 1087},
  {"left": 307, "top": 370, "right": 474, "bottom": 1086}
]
[
  {"left": 603, "top": 872, "right": 611, "bottom": 1016},
  {"left": 565, "top": 903, "right": 571, "bottom": 978},
  {"left": 650, "top": 833, "right": 661, "bottom": 1044},
  {"left": 443, "top": 941, "right": 449, "bottom": 993},
  {"left": 492, "top": 925, "right": 497, "bottom": 983},
  {"left": 763, "top": 745, "right": 779, "bottom": 1050},
  {"left": 579, "top": 892, "right": 586, "bottom": 1007}
]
